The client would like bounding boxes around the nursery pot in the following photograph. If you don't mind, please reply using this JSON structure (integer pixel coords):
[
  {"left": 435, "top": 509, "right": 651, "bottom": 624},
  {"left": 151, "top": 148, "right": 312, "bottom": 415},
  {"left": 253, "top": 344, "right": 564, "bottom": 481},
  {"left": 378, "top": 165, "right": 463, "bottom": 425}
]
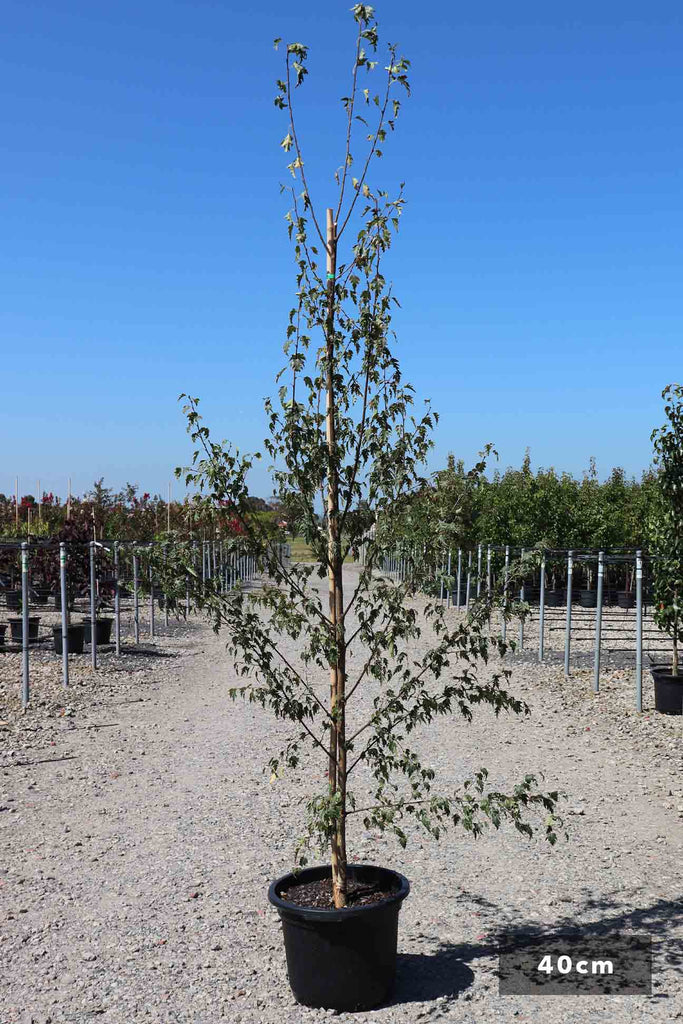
[
  {"left": 81, "top": 618, "right": 114, "bottom": 645},
  {"left": 0, "top": 624, "right": 6, "bottom": 646},
  {"left": 31, "top": 587, "right": 51, "bottom": 606},
  {"left": 617, "top": 590, "right": 635, "bottom": 610},
  {"left": 53, "top": 624, "right": 85, "bottom": 655},
  {"left": 544, "top": 589, "right": 565, "bottom": 607},
  {"left": 268, "top": 864, "right": 410, "bottom": 1012},
  {"left": 5, "top": 590, "right": 21, "bottom": 610},
  {"left": 8, "top": 617, "right": 41, "bottom": 642},
  {"left": 651, "top": 668, "right": 683, "bottom": 715},
  {"left": 157, "top": 594, "right": 176, "bottom": 611},
  {"left": 579, "top": 589, "right": 597, "bottom": 608}
]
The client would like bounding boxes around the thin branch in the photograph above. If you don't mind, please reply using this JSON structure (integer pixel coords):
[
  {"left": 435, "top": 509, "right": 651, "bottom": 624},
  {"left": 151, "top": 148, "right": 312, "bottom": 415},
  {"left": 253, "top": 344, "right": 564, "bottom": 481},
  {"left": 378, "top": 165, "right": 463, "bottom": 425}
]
[
  {"left": 285, "top": 51, "right": 326, "bottom": 247},
  {"left": 337, "top": 50, "right": 395, "bottom": 240},
  {"left": 334, "top": 22, "right": 364, "bottom": 224}
]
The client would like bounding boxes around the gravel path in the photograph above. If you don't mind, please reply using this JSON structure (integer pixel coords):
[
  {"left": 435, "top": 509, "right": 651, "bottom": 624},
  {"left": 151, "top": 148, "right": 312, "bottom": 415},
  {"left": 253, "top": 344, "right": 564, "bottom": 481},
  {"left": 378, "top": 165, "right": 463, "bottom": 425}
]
[{"left": 1, "top": 566, "right": 682, "bottom": 1023}]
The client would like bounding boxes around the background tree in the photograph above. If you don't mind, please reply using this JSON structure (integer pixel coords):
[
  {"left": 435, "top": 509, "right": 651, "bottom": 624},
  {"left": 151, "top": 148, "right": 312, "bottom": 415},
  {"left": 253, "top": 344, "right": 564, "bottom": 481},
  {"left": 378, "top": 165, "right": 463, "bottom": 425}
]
[{"left": 649, "top": 383, "right": 683, "bottom": 676}]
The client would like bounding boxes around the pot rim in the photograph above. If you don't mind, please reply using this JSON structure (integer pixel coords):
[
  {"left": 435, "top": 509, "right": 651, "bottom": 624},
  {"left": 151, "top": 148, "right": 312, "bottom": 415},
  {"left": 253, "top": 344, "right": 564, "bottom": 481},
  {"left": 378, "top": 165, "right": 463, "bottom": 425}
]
[
  {"left": 650, "top": 666, "right": 683, "bottom": 680},
  {"left": 268, "top": 862, "right": 410, "bottom": 923}
]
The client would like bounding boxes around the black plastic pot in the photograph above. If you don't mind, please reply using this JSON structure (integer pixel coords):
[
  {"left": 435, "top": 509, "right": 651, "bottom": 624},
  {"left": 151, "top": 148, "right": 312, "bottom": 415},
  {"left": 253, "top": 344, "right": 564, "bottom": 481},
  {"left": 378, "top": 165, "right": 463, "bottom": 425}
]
[
  {"left": 544, "top": 589, "right": 565, "bottom": 607},
  {"left": 617, "top": 591, "right": 635, "bottom": 610},
  {"left": 8, "top": 617, "right": 41, "bottom": 642},
  {"left": 53, "top": 624, "right": 85, "bottom": 655},
  {"left": 651, "top": 668, "right": 683, "bottom": 715},
  {"left": 5, "top": 590, "right": 21, "bottom": 610},
  {"left": 81, "top": 618, "right": 114, "bottom": 645},
  {"left": 157, "top": 594, "right": 177, "bottom": 611},
  {"left": 579, "top": 589, "right": 597, "bottom": 608},
  {"left": 0, "top": 624, "right": 6, "bottom": 646},
  {"left": 31, "top": 587, "right": 51, "bottom": 605},
  {"left": 268, "top": 864, "right": 410, "bottom": 1011}
]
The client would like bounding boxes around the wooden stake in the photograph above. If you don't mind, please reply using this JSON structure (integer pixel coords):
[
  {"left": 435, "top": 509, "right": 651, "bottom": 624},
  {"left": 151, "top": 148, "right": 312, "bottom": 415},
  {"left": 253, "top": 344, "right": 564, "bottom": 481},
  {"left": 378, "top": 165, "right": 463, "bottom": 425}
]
[{"left": 325, "top": 208, "right": 347, "bottom": 909}]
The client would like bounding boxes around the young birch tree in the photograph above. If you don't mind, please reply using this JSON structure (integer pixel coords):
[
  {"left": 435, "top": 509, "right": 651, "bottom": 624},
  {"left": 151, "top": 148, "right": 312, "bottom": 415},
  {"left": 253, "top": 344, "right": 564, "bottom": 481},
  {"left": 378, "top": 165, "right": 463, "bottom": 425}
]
[{"left": 172, "top": 5, "right": 562, "bottom": 910}]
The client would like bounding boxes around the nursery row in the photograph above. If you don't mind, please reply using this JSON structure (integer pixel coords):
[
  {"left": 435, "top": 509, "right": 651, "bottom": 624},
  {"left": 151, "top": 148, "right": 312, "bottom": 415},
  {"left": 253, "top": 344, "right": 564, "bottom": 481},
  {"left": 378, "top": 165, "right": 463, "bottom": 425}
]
[
  {"left": 1, "top": 537, "right": 289, "bottom": 706},
  {"left": 373, "top": 543, "right": 681, "bottom": 715}
]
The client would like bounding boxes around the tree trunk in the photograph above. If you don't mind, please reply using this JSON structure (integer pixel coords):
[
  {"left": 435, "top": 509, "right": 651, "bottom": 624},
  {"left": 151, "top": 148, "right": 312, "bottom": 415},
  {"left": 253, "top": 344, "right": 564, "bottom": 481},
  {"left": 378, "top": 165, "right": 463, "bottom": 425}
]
[
  {"left": 325, "top": 208, "right": 347, "bottom": 909},
  {"left": 673, "top": 612, "right": 679, "bottom": 677}
]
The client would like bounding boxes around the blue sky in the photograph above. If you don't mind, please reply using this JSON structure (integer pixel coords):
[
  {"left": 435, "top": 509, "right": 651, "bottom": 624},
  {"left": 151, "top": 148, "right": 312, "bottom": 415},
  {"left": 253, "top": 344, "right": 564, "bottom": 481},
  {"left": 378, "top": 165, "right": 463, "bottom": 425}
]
[{"left": 2, "top": 1, "right": 681, "bottom": 500}]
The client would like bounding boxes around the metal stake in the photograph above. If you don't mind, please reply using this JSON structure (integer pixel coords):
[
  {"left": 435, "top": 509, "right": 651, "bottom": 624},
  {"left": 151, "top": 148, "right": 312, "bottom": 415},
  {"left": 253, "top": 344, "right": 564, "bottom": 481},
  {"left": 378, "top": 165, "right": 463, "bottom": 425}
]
[
  {"left": 636, "top": 550, "right": 643, "bottom": 712},
  {"left": 539, "top": 553, "right": 546, "bottom": 663},
  {"left": 465, "top": 551, "right": 472, "bottom": 612},
  {"left": 114, "top": 542, "right": 121, "bottom": 656},
  {"left": 149, "top": 562, "right": 155, "bottom": 639},
  {"left": 564, "top": 550, "right": 573, "bottom": 677},
  {"left": 519, "top": 547, "right": 525, "bottom": 651},
  {"left": 89, "top": 541, "right": 97, "bottom": 670},
  {"left": 133, "top": 554, "right": 140, "bottom": 644},
  {"left": 456, "top": 549, "right": 462, "bottom": 609},
  {"left": 476, "top": 544, "right": 482, "bottom": 599},
  {"left": 593, "top": 551, "right": 604, "bottom": 692},
  {"left": 60, "top": 542, "right": 69, "bottom": 688},
  {"left": 21, "top": 542, "right": 29, "bottom": 706},
  {"left": 502, "top": 545, "right": 510, "bottom": 643}
]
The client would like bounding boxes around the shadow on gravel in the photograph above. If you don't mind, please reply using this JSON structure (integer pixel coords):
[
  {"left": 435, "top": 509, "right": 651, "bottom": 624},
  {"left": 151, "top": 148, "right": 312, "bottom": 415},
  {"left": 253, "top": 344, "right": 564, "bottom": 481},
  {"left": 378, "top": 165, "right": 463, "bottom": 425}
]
[
  {"left": 389, "top": 892, "right": 683, "bottom": 1007},
  {"left": 122, "top": 648, "right": 179, "bottom": 659},
  {"left": 392, "top": 946, "right": 475, "bottom": 1003}
]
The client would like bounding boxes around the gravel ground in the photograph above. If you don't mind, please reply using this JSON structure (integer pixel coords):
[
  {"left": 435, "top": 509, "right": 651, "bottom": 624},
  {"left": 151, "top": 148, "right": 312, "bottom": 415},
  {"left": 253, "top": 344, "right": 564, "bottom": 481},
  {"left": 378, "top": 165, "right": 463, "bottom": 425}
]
[{"left": 1, "top": 567, "right": 682, "bottom": 1023}]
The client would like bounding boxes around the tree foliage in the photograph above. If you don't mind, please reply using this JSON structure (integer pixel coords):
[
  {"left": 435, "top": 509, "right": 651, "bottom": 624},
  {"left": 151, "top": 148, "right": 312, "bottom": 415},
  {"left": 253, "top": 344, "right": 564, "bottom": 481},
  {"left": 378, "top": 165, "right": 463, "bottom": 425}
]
[{"left": 165, "top": 6, "right": 563, "bottom": 911}]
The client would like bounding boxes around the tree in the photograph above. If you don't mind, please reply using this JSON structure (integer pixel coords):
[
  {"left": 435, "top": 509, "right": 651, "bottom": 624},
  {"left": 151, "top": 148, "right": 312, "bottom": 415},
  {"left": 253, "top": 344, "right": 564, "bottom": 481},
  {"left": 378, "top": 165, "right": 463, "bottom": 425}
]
[
  {"left": 171, "top": 4, "right": 561, "bottom": 912},
  {"left": 649, "top": 383, "right": 683, "bottom": 676}
]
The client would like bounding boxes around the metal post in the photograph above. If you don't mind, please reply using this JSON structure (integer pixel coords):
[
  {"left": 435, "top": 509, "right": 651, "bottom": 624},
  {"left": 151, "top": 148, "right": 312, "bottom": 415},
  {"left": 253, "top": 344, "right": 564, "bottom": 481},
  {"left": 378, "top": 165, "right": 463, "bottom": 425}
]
[
  {"left": 539, "top": 553, "right": 546, "bottom": 663},
  {"left": 519, "top": 547, "right": 525, "bottom": 651},
  {"left": 164, "top": 544, "right": 169, "bottom": 627},
  {"left": 21, "top": 542, "right": 29, "bottom": 707},
  {"left": 149, "top": 562, "right": 155, "bottom": 639},
  {"left": 502, "top": 545, "right": 510, "bottom": 643},
  {"left": 133, "top": 554, "right": 140, "bottom": 644},
  {"left": 593, "top": 551, "right": 604, "bottom": 692},
  {"left": 60, "top": 542, "right": 69, "bottom": 688},
  {"left": 465, "top": 551, "right": 472, "bottom": 612},
  {"left": 636, "top": 550, "right": 643, "bottom": 712},
  {"left": 446, "top": 550, "right": 452, "bottom": 608},
  {"left": 486, "top": 544, "right": 492, "bottom": 596},
  {"left": 114, "top": 542, "right": 121, "bottom": 656},
  {"left": 476, "top": 544, "right": 482, "bottom": 598},
  {"left": 456, "top": 549, "right": 462, "bottom": 609},
  {"left": 564, "top": 550, "right": 573, "bottom": 677},
  {"left": 89, "top": 541, "right": 97, "bottom": 670},
  {"left": 439, "top": 549, "right": 445, "bottom": 603}
]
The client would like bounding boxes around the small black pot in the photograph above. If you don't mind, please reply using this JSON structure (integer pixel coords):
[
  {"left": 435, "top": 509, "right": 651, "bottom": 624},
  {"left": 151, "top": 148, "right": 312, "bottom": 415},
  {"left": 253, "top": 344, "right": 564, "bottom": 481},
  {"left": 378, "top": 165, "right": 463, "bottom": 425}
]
[
  {"left": 579, "top": 589, "right": 597, "bottom": 608},
  {"left": 0, "top": 624, "right": 6, "bottom": 646},
  {"left": 5, "top": 590, "right": 21, "bottom": 610},
  {"left": 651, "top": 668, "right": 683, "bottom": 715},
  {"left": 157, "top": 594, "right": 177, "bottom": 611},
  {"left": 31, "top": 587, "right": 51, "bottom": 605},
  {"left": 81, "top": 618, "right": 114, "bottom": 645},
  {"left": 53, "top": 624, "right": 85, "bottom": 655},
  {"left": 617, "top": 591, "right": 635, "bottom": 610},
  {"left": 269, "top": 864, "right": 410, "bottom": 1011},
  {"left": 544, "top": 589, "right": 565, "bottom": 607},
  {"left": 8, "top": 617, "right": 41, "bottom": 642}
]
